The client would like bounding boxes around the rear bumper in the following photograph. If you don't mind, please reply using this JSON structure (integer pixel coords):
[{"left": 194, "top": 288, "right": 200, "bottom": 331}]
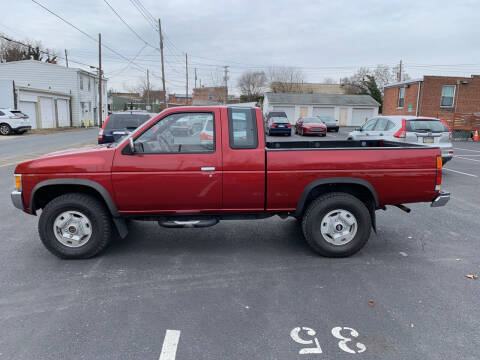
[
  {"left": 13, "top": 126, "right": 31, "bottom": 132},
  {"left": 269, "top": 128, "right": 291, "bottom": 134},
  {"left": 431, "top": 192, "right": 450, "bottom": 207},
  {"left": 11, "top": 190, "right": 24, "bottom": 210}
]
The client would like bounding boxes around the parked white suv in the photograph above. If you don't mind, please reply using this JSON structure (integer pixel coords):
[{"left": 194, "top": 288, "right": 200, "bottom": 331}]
[
  {"left": 347, "top": 116, "right": 454, "bottom": 164},
  {"left": 0, "top": 108, "right": 31, "bottom": 135}
]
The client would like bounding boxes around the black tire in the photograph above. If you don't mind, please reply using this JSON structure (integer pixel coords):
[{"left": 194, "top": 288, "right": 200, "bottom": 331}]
[
  {"left": 335, "top": 128, "right": 339, "bottom": 132},
  {"left": 301, "top": 192, "right": 371, "bottom": 257},
  {"left": 38, "top": 193, "right": 112, "bottom": 259},
  {"left": 0, "top": 123, "right": 12, "bottom": 135}
]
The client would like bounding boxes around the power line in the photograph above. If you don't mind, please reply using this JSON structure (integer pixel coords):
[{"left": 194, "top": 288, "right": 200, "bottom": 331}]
[
  {"left": 0, "top": 34, "right": 94, "bottom": 68},
  {"left": 103, "top": 0, "right": 157, "bottom": 49},
  {"left": 30, "top": 0, "right": 146, "bottom": 72}
]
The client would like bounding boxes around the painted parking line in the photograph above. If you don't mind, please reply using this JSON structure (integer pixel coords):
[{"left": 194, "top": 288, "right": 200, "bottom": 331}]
[
  {"left": 443, "top": 168, "right": 479, "bottom": 177},
  {"left": 455, "top": 156, "right": 480, "bottom": 163},
  {"left": 453, "top": 147, "right": 480, "bottom": 153},
  {"left": 159, "top": 330, "right": 181, "bottom": 360},
  {"left": 454, "top": 154, "right": 480, "bottom": 156}
]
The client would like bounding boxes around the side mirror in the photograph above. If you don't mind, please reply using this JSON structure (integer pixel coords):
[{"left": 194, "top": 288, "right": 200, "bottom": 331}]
[
  {"left": 129, "top": 137, "right": 135, "bottom": 153},
  {"left": 355, "top": 127, "right": 363, "bottom": 131}
]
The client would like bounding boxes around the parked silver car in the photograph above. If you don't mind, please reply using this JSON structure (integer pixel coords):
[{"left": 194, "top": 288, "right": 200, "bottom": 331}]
[{"left": 347, "top": 116, "right": 453, "bottom": 163}]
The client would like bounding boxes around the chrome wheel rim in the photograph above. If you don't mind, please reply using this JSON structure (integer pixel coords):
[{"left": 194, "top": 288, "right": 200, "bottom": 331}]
[
  {"left": 0, "top": 125, "right": 9, "bottom": 135},
  {"left": 320, "top": 209, "right": 357, "bottom": 246},
  {"left": 53, "top": 210, "right": 92, "bottom": 248}
]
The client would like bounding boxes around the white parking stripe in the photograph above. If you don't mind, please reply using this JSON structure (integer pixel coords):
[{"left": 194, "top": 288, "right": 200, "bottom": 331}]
[
  {"left": 453, "top": 147, "right": 480, "bottom": 153},
  {"left": 159, "top": 330, "right": 181, "bottom": 360},
  {"left": 443, "top": 168, "right": 479, "bottom": 177},
  {"left": 455, "top": 156, "right": 480, "bottom": 163},
  {"left": 454, "top": 154, "right": 480, "bottom": 156}
]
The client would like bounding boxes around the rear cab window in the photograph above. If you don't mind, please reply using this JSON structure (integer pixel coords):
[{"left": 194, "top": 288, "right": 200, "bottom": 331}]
[
  {"left": 407, "top": 119, "right": 449, "bottom": 133},
  {"left": 228, "top": 108, "right": 258, "bottom": 149}
]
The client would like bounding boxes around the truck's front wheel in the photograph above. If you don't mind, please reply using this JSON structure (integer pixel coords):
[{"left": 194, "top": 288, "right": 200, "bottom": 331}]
[
  {"left": 38, "top": 193, "right": 112, "bottom": 259},
  {"left": 302, "top": 192, "right": 371, "bottom": 257}
]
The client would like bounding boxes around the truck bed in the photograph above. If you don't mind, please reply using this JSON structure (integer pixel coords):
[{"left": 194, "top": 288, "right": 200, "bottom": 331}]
[{"left": 265, "top": 139, "right": 440, "bottom": 211}]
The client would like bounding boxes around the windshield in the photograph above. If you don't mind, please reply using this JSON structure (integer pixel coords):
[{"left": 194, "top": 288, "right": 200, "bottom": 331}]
[
  {"left": 318, "top": 116, "right": 335, "bottom": 122},
  {"left": 105, "top": 114, "right": 150, "bottom": 130},
  {"left": 407, "top": 120, "right": 449, "bottom": 133},
  {"left": 302, "top": 118, "right": 323, "bottom": 123}
]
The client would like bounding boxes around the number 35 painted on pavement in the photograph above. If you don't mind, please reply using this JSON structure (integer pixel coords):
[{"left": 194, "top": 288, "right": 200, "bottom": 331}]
[{"left": 290, "top": 326, "right": 366, "bottom": 355}]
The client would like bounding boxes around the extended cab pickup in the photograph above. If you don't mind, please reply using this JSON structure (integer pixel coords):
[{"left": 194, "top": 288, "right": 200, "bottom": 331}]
[{"left": 11, "top": 106, "right": 450, "bottom": 259}]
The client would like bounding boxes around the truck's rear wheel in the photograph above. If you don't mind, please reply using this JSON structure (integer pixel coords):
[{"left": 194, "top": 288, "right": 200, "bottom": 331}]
[
  {"left": 301, "top": 192, "right": 371, "bottom": 257},
  {"left": 38, "top": 193, "right": 112, "bottom": 259}
]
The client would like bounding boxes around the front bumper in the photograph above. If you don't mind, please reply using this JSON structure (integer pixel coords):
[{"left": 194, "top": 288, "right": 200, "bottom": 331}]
[
  {"left": 11, "top": 190, "right": 24, "bottom": 210},
  {"left": 431, "top": 191, "right": 450, "bottom": 207}
]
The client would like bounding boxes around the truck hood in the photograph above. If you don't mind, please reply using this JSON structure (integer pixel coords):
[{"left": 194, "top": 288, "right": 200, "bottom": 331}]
[{"left": 15, "top": 144, "right": 116, "bottom": 174}]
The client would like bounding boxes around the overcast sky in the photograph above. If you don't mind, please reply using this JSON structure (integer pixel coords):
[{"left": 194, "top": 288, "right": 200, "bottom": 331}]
[{"left": 1, "top": 0, "right": 479, "bottom": 94}]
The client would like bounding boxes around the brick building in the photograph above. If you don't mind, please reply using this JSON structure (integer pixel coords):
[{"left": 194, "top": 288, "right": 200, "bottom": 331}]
[
  {"left": 383, "top": 75, "right": 480, "bottom": 120},
  {"left": 167, "top": 93, "right": 192, "bottom": 106},
  {"left": 193, "top": 86, "right": 228, "bottom": 104}
]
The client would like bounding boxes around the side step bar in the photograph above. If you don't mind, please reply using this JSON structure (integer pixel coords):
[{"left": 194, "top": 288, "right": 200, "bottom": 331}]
[{"left": 159, "top": 218, "right": 219, "bottom": 228}]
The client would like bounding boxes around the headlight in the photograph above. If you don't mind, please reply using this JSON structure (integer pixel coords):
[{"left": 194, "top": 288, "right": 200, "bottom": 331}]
[{"left": 14, "top": 174, "right": 22, "bottom": 191}]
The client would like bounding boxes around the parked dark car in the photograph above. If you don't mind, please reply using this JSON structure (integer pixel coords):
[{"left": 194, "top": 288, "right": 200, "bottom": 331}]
[
  {"left": 266, "top": 117, "right": 292, "bottom": 136},
  {"left": 98, "top": 112, "right": 152, "bottom": 144},
  {"left": 295, "top": 117, "right": 327, "bottom": 136},
  {"left": 317, "top": 115, "right": 339, "bottom": 132},
  {"left": 265, "top": 111, "right": 288, "bottom": 126}
]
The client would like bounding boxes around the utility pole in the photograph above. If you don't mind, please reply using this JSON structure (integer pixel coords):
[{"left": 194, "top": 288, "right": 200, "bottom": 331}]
[
  {"left": 398, "top": 60, "right": 403, "bottom": 82},
  {"left": 158, "top": 19, "right": 167, "bottom": 108},
  {"left": 146, "top": 68, "right": 150, "bottom": 110},
  {"left": 223, "top": 66, "right": 229, "bottom": 104},
  {"left": 98, "top": 33, "right": 103, "bottom": 126},
  {"left": 194, "top": 68, "right": 197, "bottom": 89},
  {"left": 64, "top": 49, "right": 69, "bottom": 68},
  {"left": 185, "top": 53, "right": 189, "bottom": 105}
]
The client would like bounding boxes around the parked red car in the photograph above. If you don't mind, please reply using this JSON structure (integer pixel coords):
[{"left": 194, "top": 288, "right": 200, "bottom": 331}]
[
  {"left": 11, "top": 106, "right": 449, "bottom": 259},
  {"left": 295, "top": 117, "right": 327, "bottom": 136}
]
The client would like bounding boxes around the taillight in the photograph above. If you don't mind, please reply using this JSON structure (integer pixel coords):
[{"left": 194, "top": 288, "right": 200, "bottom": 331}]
[
  {"left": 394, "top": 119, "right": 407, "bottom": 138},
  {"left": 286, "top": 124, "right": 291, "bottom": 128},
  {"left": 440, "top": 119, "right": 451, "bottom": 132},
  {"left": 271, "top": 123, "right": 277, "bottom": 128},
  {"left": 435, "top": 155, "right": 442, "bottom": 190},
  {"left": 98, "top": 128, "right": 104, "bottom": 141},
  {"left": 200, "top": 132, "right": 213, "bottom": 140}
]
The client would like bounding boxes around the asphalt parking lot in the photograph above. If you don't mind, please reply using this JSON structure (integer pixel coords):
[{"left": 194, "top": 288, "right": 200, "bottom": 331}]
[{"left": 0, "top": 128, "right": 479, "bottom": 359}]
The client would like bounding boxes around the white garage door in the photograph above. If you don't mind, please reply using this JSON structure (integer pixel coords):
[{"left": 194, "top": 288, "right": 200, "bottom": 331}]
[
  {"left": 272, "top": 106, "right": 295, "bottom": 124},
  {"left": 352, "top": 108, "right": 375, "bottom": 126},
  {"left": 19, "top": 101, "right": 38, "bottom": 129},
  {"left": 56, "top": 99, "right": 70, "bottom": 127},
  {"left": 39, "top": 97, "right": 55, "bottom": 128},
  {"left": 312, "top": 107, "right": 335, "bottom": 117}
]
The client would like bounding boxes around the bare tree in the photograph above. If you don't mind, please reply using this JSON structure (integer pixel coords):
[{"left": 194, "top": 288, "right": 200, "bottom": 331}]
[
  {"left": 237, "top": 71, "right": 267, "bottom": 101},
  {"left": 268, "top": 66, "right": 305, "bottom": 93},
  {"left": 341, "top": 65, "right": 410, "bottom": 95},
  {"left": 0, "top": 35, "right": 57, "bottom": 63},
  {"left": 323, "top": 78, "right": 337, "bottom": 84}
]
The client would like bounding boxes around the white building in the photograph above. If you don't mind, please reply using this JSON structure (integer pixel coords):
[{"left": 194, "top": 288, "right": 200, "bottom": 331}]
[
  {"left": 263, "top": 93, "right": 380, "bottom": 126},
  {"left": 0, "top": 60, "right": 107, "bottom": 129}
]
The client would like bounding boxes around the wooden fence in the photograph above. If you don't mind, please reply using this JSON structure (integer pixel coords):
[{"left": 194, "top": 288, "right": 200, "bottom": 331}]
[{"left": 436, "top": 112, "right": 480, "bottom": 131}]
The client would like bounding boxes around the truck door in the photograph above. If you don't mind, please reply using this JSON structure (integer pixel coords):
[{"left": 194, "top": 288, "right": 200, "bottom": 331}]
[
  {"left": 111, "top": 109, "right": 222, "bottom": 213},
  {"left": 221, "top": 107, "right": 266, "bottom": 211}
]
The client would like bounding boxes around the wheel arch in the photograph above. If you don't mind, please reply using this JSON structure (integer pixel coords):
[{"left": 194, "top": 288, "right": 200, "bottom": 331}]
[
  {"left": 294, "top": 178, "right": 379, "bottom": 229},
  {"left": 30, "top": 178, "right": 119, "bottom": 217}
]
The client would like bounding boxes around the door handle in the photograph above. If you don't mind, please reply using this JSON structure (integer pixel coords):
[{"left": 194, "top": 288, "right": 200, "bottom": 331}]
[{"left": 201, "top": 167, "right": 215, "bottom": 171}]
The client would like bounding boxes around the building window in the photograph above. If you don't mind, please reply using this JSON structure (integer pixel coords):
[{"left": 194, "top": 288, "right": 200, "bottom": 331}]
[
  {"left": 398, "top": 87, "right": 405, "bottom": 108},
  {"left": 80, "top": 76, "right": 84, "bottom": 90},
  {"left": 441, "top": 85, "right": 455, "bottom": 107}
]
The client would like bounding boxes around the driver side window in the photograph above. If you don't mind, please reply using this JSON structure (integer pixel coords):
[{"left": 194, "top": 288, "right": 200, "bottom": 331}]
[
  {"left": 134, "top": 112, "right": 215, "bottom": 154},
  {"left": 362, "top": 118, "right": 377, "bottom": 130}
]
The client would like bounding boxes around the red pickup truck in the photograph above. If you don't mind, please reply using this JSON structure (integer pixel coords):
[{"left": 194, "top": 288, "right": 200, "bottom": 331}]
[{"left": 11, "top": 106, "right": 449, "bottom": 259}]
